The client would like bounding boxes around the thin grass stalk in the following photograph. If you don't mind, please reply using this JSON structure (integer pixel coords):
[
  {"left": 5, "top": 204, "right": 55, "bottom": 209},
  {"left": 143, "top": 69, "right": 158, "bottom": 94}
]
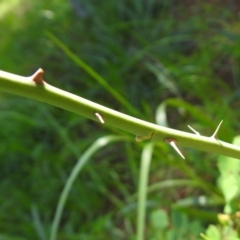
[
  {"left": 45, "top": 31, "right": 140, "bottom": 117},
  {"left": 50, "top": 135, "right": 126, "bottom": 240},
  {"left": 136, "top": 142, "right": 154, "bottom": 240}
]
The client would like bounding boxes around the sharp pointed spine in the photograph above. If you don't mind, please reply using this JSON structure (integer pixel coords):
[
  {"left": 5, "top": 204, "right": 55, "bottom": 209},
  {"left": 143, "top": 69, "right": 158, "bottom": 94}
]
[
  {"left": 211, "top": 120, "right": 223, "bottom": 139},
  {"left": 31, "top": 68, "right": 45, "bottom": 85},
  {"left": 94, "top": 112, "right": 104, "bottom": 124},
  {"left": 188, "top": 125, "right": 200, "bottom": 135},
  {"left": 165, "top": 138, "right": 185, "bottom": 159},
  {"left": 170, "top": 141, "right": 185, "bottom": 159}
]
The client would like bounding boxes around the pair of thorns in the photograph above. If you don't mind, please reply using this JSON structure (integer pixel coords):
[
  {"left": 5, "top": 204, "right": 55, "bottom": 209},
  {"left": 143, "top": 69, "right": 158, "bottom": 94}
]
[{"left": 166, "top": 120, "right": 223, "bottom": 159}]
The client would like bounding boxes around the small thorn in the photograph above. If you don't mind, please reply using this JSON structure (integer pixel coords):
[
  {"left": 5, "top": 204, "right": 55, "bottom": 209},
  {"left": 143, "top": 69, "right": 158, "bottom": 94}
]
[
  {"left": 165, "top": 138, "right": 185, "bottom": 159},
  {"left": 170, "top": 141, "right": 185, "bottom": 159},
  {"left": 32, "top": 68, "right": 45, "bottom": 85},
  {"left": 211, "top": 120, "right": 223, "bottom": 139},
  {"left": 188, "top": 125, "right": 200, "bottom": 135},
  {"left": 94, "top": 112, "right": 104, "bottom": 124}
]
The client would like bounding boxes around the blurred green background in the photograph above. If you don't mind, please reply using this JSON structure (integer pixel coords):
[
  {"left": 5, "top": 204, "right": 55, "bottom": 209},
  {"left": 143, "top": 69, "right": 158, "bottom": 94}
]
[{"left": 1, "top": 0, "right": 240, "bottom": 239}]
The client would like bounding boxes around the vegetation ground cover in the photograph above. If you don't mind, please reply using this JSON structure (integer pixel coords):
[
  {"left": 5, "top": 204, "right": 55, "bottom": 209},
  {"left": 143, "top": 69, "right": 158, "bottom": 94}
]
[{"left": 1, "top": 0, "right": 240, "bottom": 239}]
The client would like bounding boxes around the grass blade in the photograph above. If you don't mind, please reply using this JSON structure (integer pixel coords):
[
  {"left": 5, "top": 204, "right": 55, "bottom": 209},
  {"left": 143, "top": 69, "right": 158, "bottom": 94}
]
[
  {"left": 136, "top": 142, "right": 154, "bottom": 240},
  {"left": 45, "top": 31, "right": 139, "bottom": 116},
  {"left": 50, "top": 135, "right": 127, "bottom": 240}
]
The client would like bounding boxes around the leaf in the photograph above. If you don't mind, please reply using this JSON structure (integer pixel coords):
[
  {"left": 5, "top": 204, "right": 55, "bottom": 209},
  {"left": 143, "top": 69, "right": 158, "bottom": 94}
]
[
  {"left": 218, "top": 175, "right": 239, "bottom": 203},
  {"left": 150, "top": 209, "right": 169, "bottom": 230},
  {"left": 217, "top": 136, "right": 240, "bottom": 213},
  {"left": 205, "top": 225, "right": 221, "bottom": 240}
]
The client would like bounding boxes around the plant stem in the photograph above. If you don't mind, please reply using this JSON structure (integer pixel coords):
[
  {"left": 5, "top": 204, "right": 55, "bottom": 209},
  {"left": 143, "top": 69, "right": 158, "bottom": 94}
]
[{"left": 0, "top": 69, "right": 240, "bottom": 159}]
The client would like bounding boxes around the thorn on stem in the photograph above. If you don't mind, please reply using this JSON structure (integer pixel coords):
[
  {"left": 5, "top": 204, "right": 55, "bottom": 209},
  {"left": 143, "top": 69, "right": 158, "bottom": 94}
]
[
  {"left": 188, "top": 125, "right": 200, "bottom": 135},
  {"left": 211, "top": 120, "right": 223, "bottom": 139},
  {"left": 94, "top": 112, "right": 104, "bottom": 124},
  {"left": 32, "top": 68, "right": 45, "bottom": 85},
  {"left": 165, "top": 138, "right": 185, "bottom": 159}
]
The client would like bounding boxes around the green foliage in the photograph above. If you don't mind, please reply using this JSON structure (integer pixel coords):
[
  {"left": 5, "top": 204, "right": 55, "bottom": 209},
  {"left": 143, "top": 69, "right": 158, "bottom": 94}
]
[
  {"left": 201, "top": 224, "right": 240, "bottom": 240},
  {"left": 1, "top": 0, "right": 240, "bottom": 239},
  {"left": 217, "top": 136, "right": 240, "bottom": 214},
  {"left": 149, "top": 209, "right": 203, "bottom": 240}
]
